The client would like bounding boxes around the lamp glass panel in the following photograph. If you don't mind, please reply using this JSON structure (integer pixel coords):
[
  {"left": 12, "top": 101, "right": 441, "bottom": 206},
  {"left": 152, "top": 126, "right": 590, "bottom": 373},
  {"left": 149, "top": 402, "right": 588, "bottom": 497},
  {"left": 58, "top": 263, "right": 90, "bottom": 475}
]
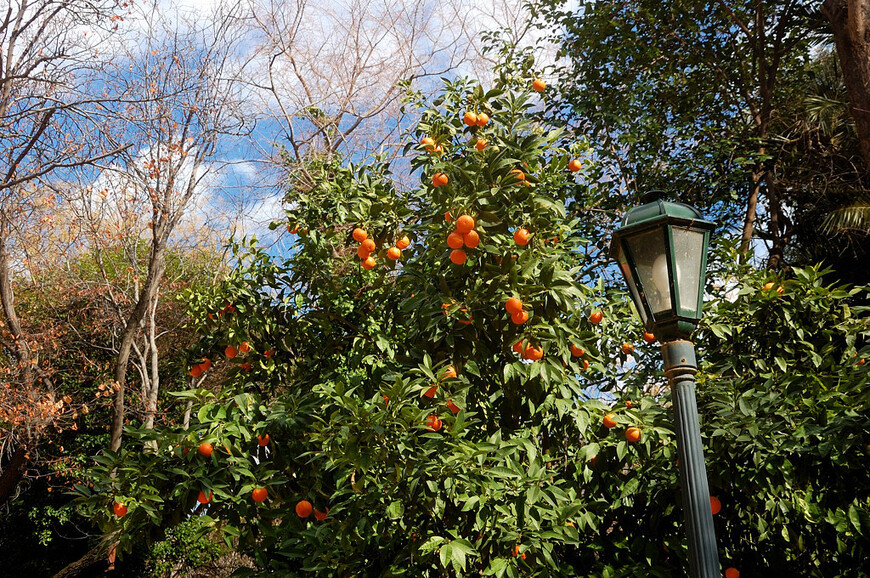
[
  {"left": 615, "top": 242, "right": 648, "bottom": 324},
  {"left": 671, "top": 227, "right": 705, "bottom": 315},
  {"left": 625, "top": 228, "right": 672, "bottom": 316}
]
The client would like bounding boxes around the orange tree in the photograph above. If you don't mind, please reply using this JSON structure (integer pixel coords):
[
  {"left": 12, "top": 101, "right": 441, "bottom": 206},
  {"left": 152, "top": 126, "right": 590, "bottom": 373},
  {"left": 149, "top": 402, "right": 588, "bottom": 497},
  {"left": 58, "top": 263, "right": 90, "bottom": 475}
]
[{"left": 72, "top": 71, "right": 870, "bottom": 576}]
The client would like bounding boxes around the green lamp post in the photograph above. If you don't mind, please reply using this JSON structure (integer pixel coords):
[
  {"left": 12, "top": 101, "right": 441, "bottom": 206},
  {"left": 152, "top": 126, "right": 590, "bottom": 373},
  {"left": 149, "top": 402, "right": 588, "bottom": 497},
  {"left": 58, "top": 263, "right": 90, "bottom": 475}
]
[{"left": 610, "top": 192, "right": 719, "bottom": 577}]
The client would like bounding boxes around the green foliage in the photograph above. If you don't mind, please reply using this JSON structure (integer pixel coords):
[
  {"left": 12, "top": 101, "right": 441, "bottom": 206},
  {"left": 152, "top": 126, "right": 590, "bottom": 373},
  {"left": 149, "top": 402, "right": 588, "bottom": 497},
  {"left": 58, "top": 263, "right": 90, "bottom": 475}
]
[
  {"left": 73, "top": 70, "right": 870, "bottom": 578},
  {"left": 145, "top": 517, "right": 227, "bottom": 577}
]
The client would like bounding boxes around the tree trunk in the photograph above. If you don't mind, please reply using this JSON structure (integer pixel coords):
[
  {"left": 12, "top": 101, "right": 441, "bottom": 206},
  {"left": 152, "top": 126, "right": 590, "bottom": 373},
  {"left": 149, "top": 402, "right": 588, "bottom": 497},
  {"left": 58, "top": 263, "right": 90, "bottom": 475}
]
[
  {"left": 0, "top": 444, "right": 28, "bottom": 505},
  {"left": 51, "top": 539, "right": 114, "bottom": 578},
  {"left": 824, "top": 0, "right": 870, "bottom": 169},
  {"left": 110, "top": 240, "right": 167, "bottom": 451}
]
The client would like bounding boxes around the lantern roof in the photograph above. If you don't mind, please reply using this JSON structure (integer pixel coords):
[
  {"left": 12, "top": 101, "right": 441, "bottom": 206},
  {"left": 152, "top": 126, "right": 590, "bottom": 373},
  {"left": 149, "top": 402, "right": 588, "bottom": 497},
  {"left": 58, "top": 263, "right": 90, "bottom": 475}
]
[{"left": 617, "top": 192, "right": 715, "bottom": 234}]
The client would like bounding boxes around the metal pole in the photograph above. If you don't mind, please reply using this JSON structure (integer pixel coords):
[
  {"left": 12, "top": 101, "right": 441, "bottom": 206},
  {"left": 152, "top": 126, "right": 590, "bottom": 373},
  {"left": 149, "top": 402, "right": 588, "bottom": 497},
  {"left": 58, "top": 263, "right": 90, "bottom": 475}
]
[{"left": 662, "top": 339, "right": 720, "bottom": 577}]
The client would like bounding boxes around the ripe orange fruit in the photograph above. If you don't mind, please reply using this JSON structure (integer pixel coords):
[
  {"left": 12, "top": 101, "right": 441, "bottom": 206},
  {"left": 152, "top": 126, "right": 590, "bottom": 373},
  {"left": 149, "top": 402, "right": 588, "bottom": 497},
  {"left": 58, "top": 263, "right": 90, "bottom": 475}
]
[
  {"left": 257, "top": 434, "right": 270, "bottom": 446},
  {"left": 248, "top": 487, "right": 266, "bottom": 502},
  {"left": 295, "top": 499, "right": 312, "bottom": 517},
  {"left": 198, "top": 442, "right": 213, "bottom": 457},
  {"left": 710, "top": 496, "right": 721, "bottom": 515},
  {"left": 288, "top": 224, "right": 299, "bottom": 235},
  {"left": 434, "top": 144, "right": 444, "bottom": 155},
  {"left": 621, "top": 342, "right": 634, "bottom": 355},
  {"left": 513, "top": 228, "right": 530, "bottom": 246},
  {"left": 625, "top": 400, "right": 633, "bottom": 408},
  {"left": 475, "top": 138, "right": 487, "bottom": 151},
  {"left": 512, "top": 339, "right": 525, "bottom": 354},
  {"left": 447, "top": 231, "right": 464, "bottom": 249},
  {"left": 362, "top": 256, "right": 376, "bottom": 270},
  {"left": 455, "top": 214, "right": 475, "bottom": 234},
  {"left": 239, "top": 341, "right": 250, "bottom": 354},
  {"left": 532, "top": 78, "right": 546, "bottom": 92},
  {"left": 263, "top": 349, "right": 274, "bottom": 360},
  {"left": 511, "top": 310, "right": 529, "bottom": 325},
  {"left": 570, "top": 344, "right": 584, "bottom": 357},
  {"left": 357, "top": 246, "right": 371, "bottom": 260},
  {"left": 625, "top": 427, "right": 641, "bottom": 443},
  {"left": 189, "top": 365, "right": 202, "bottom": 378},
  {"left": 524, "top": 344, "right": 544, "bottom": 361},
  {"left": 444, "top": 210, "right": 452, "bottom": 222},
  {"left": 197, "top": 491, "right": 212, "bottom": 504},
  {"left": 199, "top": 358, "right": 212, "bottom": 372},
  {"left": 442, "top": 366, "right": 458, "bottom": 379},
  {"left": 512, "top": 544, "right": 527, "bottom": 560},
  {"left": 360, "top": 238, "right": 376, "bottom": 253},
  {"left": 603, "top": 413, "right": 617, "bottom": 428},
  {"left": 432, "top": 172, "right": 449, "bottom": 187},
  {"left": 426, "top": 415, "right": 443, "bottom": 432},
  {"left": 352, "top": 228, "right": 368, "bottom": 242},
  {"left": 643, "top": 332, "right": 656, "bottom": 343},
  {"left": 589, "top": 311, "right": 603, "bottom": 324},
  {"left": 449, "top": 249, "right": 467, "bottom": 265},
  {"left": 505, "top": 297, "right": 523, "bottom": 315},
  {"left": 581, "top": 359, "right": 590, "bottom": 370},
  {"left": 225, "top": 345, "right": 237, "bottom": 359},
  {"left": 776, "top": 285, "right": 784, "bottom": 294},
  {"left": 447, "top": 399, "right": 460, "bottom": 414},
  {"left": 476, "top": 112, "right": 489, "bottom": 126},
  {"left": 725, "top": 568, "right": 740, "bottom": 578},
  {"left": 858, "top": 358, "right": 866, "bottom": 366},
  {"left": 424, "top": 385, "right": 437, "bottom": 398},
  {"left": 568, "top": 159, "right": 582, "bottom": 172},
  {"left": 382, "top": 395, "right": 389, "bottom": 403},
  {"left": 112, "top": 501, "right": 128, "bottom": 517},
  {"left": 314, "top": 508, "right": 329, "bottom": 521},
  {"left": 396, "top": 235, "right": 411, "bottom": 249},
  {"left": 462, "top": 230, "right": 480, "bottom": 248},
  {"left": 463, "top": 111, "right": 477, "bottom": 126},
  {"left": 240, "top": 362, "right": 251, "bottom": 372},
  {"left": 763, "top": 281, "right": 775, "bottom": 290},
  {"left": 387, "top": 247, "right": 401, "bottom": 260},
  {"left": 509, "top": 168, "right": 526, "bottom": 181},
  {"left": 420, "top": 136, "right": 435, "bottom": 149}
]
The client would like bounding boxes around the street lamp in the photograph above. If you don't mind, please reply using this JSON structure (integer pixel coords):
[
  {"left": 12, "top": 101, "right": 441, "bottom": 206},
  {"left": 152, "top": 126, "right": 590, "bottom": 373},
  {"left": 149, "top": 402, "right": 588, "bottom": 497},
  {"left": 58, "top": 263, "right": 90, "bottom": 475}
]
[{"left": 609, "top": 192, "right": 719, "bottom": 577}]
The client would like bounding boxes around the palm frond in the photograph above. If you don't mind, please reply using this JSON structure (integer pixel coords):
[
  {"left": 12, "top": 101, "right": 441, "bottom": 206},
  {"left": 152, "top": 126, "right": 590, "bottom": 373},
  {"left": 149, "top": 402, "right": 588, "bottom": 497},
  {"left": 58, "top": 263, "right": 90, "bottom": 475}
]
[{"left": 821, "top": 203, "right": 870, "bottom": 236}]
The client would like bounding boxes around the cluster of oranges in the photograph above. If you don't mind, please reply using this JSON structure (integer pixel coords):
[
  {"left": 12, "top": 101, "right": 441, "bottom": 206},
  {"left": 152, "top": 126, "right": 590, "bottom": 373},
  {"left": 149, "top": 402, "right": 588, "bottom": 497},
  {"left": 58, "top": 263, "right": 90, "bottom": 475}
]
[
  {"left": 187, "top": 357, "right": 212, "bottom": 378},
  {"left": 422, "top": 366, "right": 462, "bottom": 432},
  {"left": 445, "top": 214, "right": 479, "bottom": 265},
  {"left": 353, "top": 227, "right": 410, "bottom": 270},
  {"left": 603, "top": 412, "right": 642, "bottom": 443}
]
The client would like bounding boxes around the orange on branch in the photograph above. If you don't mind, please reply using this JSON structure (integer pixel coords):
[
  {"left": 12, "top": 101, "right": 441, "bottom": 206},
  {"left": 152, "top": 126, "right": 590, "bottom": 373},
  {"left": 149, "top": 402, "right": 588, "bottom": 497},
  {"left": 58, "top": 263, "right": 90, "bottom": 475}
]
[
  {"left": 446, "top": 399, "right": 460, "bottom": 414},
  {"left": 476, "top": 112, "right": 489, "bottom": 126},
  {"left": 511, "top": 310, "right": 529, "bottom": 325},
  {"left": 463, "top": 230, "right": 480, "bottom": 248},
  {"left": 568, "top": 159, "right": 582, "bottom": 172},
  {"left": 296, "top": 499, "right": 313, "bottom": 517},
  {"left": 257, "top": 434, "right": 270, "bottom": 446},
  {"left": 475, "top": 138, "right": 487, "bottom": 151},
  {"left": 360, "top": 238, "right": 376, "bottom": 253},
  {"left": 603, "top": 413, "right": 617, "bottom": 429},
  {"left": 625, "top": 427, "right": 641, "bottom": 443},
  {"left": 426, "top": 415, "right": 443, "bottom": 431},
  {"left": 449, "top": 249, "right": 467, "bottom": 265},
  {"left": 570, "top": 344, "right": 585, "bottom": 357},
  {"left": 396, "top": 235, "right": 410, "bottom": 249},
  {"left": 225, "top": 345, "right": 237, "bottom": 359},
  {"left": 252, "top": 488, "right": 268, "bottom": 503},
  {"left": 589, "top": 311, "right": 603, "bottom": 324},
  {"left": 505, "top": 297, "right": 523, "bottom": 315},
  {"left": 710, "top": 496, "right": 721, "bottom": 515},
  {"left": 352, "top": 228, "right": 368, "bottom": 242},
  {"left": 198, "top": 442, "right": 213, "bottom": 457},
  {"left": 455, "top": 214, "right": 475, "bottom": 234},
  {"left": 432, "top": 172, "right": 449, "bottom": 187},
  {"left": 532, "top": 78, "right": 546, "bottom": 92},
  {"left": 387, "top": 247, "right": 401, "bottom": 260},
  {"left": 447, "top": 231, "right": 465, "bottom": 249},
  {"left": 463, "top": 111, "right": 477, "bottom": 126},
  {"left": 112, "top": 501, "right": 128, "bottom": 517},
  {"left": 513, "top": 228, "right": 530, "bottom": 246},
  {"left": 197, "top": 491, "right": 212, "bottom": 504},
  {"left": 362, "top": 256, "right": 376, "bottom": 270},
  {"left": 424, "top": 386, "right": 437, "bottom": 398}
]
